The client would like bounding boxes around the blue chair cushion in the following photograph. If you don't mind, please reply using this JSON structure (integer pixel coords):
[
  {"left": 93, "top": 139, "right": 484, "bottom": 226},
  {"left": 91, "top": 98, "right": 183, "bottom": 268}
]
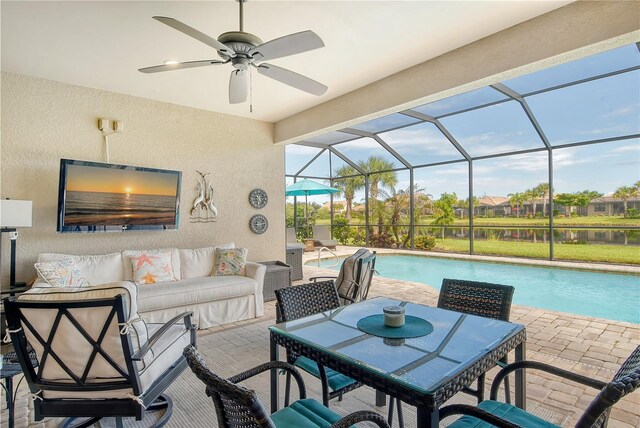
[
  {"left": 448, "top": 400, "right": 559, "bottom": 428},
  {"left": 294, "top": 356, "right": 356, "bottom": 391},
  {"left": 271, "top": 398, "right": 342, "bottom": 427}
]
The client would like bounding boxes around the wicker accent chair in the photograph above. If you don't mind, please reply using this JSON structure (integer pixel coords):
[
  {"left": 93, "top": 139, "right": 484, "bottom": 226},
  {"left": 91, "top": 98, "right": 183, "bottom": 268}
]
[
  {"left": 274, "top": 281, "right": 361, "bottom": 407},
  {"left": 438, "top": 278, "right": 515, "bottom": 404},
  {"left": 183, "top": 345, "right": 390, "bottom": 428},
  {"left": 440, "top": 345, "right": 640, "bottom": 428},
  {"left": 310, "top": 248, "right": 377, "bottom": 306},
  {"left": 4, "top": 283, "right": 196, "bottom": 428}
]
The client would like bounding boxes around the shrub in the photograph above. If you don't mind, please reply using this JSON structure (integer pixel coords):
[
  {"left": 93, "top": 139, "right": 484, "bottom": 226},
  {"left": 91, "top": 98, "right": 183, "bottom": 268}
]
[
  {"left": 332, "top": 218, "right": 350, "bottom": 244},
  {"left": 414, "top": 235, "right": 436, "bottom": 251},
  {"left": 626, "top": 208, "right": 640, "bottom": 219},
  {"left": 370, "top": 232, "right": 395, "bottom": 249}
]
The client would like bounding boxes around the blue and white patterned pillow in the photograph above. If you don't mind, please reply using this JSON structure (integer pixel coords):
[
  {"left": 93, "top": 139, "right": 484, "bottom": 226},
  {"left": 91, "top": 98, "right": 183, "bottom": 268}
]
[{"left": 34, "top": 258, "right": 91, "bottom": 288}]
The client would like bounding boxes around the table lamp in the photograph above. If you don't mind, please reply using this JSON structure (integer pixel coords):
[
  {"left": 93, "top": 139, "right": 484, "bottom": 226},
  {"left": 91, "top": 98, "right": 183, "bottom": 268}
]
[{"left": 1, "top": 199, "right": 32, "bottom": 289}]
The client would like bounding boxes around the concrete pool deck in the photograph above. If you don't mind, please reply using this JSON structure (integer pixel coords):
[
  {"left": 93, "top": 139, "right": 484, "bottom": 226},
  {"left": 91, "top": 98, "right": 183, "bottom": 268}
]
[{"left": 2, "top": 248, "right": 638, "bottom": 427}]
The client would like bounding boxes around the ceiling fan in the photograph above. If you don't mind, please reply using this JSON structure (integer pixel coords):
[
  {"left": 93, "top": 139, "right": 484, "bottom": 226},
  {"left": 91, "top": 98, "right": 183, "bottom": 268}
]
[{"left": 138, "top": 0, "right": 328, "bottom": 104}]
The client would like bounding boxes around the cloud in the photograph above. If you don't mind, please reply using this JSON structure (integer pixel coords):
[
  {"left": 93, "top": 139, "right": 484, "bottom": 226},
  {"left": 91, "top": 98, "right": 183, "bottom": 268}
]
[
  {"left": 611, "top": 143, "right": 640, "bottom": 153},
  {"left": 601, "top": 103, "right": 640, "bottom": 118},
  {"left": 285, "top": 145, "right": 321, "bottom": 155}
]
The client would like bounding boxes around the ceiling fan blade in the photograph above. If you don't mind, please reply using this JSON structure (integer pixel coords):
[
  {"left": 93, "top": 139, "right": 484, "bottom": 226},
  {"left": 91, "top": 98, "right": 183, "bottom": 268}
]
[
  {"left": 153, "top": 16, "right": 236, "bottom": 57},
  {"left": 257, "top": 63, "right": 327, "bottom": 96},
  {"left": 248, "top": 30, "right": 324, "bottom": 62},
  {"left": 229, "top": 69, "right": 248, "bottom": 104},
  {"left": 138, "top": 59, "right": 225, "bottom": 74}
]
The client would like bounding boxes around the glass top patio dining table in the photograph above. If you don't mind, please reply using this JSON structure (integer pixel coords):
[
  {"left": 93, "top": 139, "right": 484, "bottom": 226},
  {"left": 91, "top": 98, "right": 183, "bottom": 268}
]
[{"left": 269, "top": 296, "right": 527, "bottom": 428}]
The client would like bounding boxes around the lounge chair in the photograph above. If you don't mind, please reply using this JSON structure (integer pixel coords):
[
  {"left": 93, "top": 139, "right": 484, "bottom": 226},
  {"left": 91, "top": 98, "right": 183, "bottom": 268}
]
[
  {"left": 310, "top": 248, "right": 377, "bottom": 305},
  {"left": 312, "top": 225, "right": 338, "bottom": 249}
]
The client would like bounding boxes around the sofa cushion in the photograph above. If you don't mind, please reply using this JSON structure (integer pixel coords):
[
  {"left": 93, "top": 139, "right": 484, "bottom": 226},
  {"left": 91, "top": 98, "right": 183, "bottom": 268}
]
[
  {"left": 136, "top": 276, "right": 257, "bottom": 313},
  {"left": 179, "top": 243, "right": 235, "bottom": 279},
  {"left": 37, "top": 252, "right": 125, "bottom": 285},
  {"left": 34, "top": 258, "right": 91, "bottom": 288},
  {"left": 16, "top": 282, "right": 149, "bottom": 391},
  {"left": 123, "top": 248, "right": 181, "bottom": 281},
  {"left": 130, "top": 252, "right": 177, "bottom": 285}
]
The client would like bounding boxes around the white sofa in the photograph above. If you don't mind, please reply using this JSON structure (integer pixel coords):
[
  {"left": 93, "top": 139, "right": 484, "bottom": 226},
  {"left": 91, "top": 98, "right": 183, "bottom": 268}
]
[{"left": 32, "top": 245, "right": 266, "bottom": 329}]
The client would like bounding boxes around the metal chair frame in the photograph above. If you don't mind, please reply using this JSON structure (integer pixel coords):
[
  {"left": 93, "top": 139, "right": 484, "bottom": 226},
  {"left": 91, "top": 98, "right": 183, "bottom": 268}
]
[
  {"left": 5, "top": 295, "right": 196, "bottom": 427},
  {"left": 439, "top": 345, "right": 640, "bottom": 428}
]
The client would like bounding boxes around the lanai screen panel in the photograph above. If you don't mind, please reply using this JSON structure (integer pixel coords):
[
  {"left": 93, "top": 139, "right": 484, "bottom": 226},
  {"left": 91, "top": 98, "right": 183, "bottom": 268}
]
[
  {"left": 286, "top": 146, "right": 323, "bottom": 176},
  {"left": 439, "top": 101, "right": 546, "bottom": 157},
  {"left": 502, "top": 44, "right": 640, "bottom": 95},
  {"left": 334, "top": 137, "right": 401, "bottom": 170},
  {"left": 349, "top": 113, "right": 422, "bottom": 134},
  {"left": 378, "top": 122, "right": 465, "bottom": 166},
  {"left": 412, "top": 87, "right": 508, "bottom": 118},
  {"left": 526, "top": 70, "right": 640, "bottom": 146},
  {"left": 298, "top": 150, "right": 331, "bottom": 178}
]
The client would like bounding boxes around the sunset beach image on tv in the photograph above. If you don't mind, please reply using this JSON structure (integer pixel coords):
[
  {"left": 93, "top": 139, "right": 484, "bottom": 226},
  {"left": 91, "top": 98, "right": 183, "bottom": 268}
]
[{"left": 58, "top": 159, "right": 181, "bottom": 232}]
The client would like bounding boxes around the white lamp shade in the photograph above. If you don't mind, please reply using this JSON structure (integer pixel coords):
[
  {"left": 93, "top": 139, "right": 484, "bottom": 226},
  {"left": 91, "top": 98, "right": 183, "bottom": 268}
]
[{"left": 1, "top": 199, "right": 32, "bottom": 228}]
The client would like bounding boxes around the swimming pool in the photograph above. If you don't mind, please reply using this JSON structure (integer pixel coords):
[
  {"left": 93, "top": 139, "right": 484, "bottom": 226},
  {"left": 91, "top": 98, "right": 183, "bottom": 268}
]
[{"left": 311, "top": 255, "right": 640, "bottom": 323}]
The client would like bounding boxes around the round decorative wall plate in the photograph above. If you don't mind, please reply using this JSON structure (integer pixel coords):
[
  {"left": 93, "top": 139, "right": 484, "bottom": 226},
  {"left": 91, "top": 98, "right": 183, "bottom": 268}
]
[
  {"left": 249, "top": 188, "right": 268, "bottom": 209},
  {"left": 249, "top": 214, "right": 268, "bottom": 234}
]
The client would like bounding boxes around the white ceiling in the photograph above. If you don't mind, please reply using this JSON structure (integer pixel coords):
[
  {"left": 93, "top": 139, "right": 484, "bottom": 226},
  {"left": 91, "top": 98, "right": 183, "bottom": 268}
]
[{"left": 1, "top": 1, "right": 571, "bottom": 123}]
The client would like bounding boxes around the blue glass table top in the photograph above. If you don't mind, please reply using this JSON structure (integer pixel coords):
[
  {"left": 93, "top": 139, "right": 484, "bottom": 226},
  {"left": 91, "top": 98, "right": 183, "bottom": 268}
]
[{"left": 269, "top": 297, "right": 525, "bottom": 395}]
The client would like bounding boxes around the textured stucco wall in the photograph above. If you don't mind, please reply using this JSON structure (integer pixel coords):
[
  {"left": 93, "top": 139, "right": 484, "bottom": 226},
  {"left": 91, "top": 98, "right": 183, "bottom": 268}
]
[{"left": 0, "top": 72, "right": 283, "bottom": 286}]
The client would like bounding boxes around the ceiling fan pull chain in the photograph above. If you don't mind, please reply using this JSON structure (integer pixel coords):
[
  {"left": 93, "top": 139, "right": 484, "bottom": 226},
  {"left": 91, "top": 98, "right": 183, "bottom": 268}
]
[{"left": 250, "top": 66, "right": 253, "bottom": 113}]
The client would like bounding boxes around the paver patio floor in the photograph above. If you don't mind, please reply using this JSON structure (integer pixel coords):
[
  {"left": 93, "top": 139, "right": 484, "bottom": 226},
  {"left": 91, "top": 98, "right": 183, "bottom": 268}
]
[{"left": 2, "top": 250, "right": 638, "bottom": 427}]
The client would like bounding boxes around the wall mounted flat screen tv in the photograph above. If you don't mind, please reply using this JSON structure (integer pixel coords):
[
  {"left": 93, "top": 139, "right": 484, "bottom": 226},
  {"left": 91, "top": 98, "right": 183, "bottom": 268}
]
[{"left": 57, "top": 159, "right": 181, "bottom": 233}]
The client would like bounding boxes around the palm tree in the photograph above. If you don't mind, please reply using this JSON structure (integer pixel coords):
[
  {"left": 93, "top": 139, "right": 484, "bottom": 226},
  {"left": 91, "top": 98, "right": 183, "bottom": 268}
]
[
  {"left": 614, "top": 185, "right": 634, "bottom": 216},
  {"left": 332, "top": 165, "right": 364, "bottom": 220},
  {"left": 524, "top": 189, "right": 538, "bottom": 216},
  {"left": 357, "top": 156, "right": 398, "bottom": 201},
  {"left": 507, "top": 192, "right": 525, "bottom": 217},
  {"left": 357, "top": 156, "right": 398, "bottom": 236},
  {"left": 379, "top": 184, "right": 428, "bottom": 247},
  {"left": 534, "top": 183, "right": 550, "bottom": 217}
]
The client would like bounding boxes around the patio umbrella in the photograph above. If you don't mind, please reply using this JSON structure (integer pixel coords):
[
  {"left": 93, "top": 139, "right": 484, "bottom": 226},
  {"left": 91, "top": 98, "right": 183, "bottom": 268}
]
[{"left": 285, "top": 179, "right": 340, "bottom": 234}]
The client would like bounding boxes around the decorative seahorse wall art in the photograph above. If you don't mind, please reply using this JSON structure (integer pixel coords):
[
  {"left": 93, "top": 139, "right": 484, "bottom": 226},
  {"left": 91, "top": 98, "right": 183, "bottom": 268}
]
[{"left": 190, "top": 171, "right": 218, "bottom": 223}]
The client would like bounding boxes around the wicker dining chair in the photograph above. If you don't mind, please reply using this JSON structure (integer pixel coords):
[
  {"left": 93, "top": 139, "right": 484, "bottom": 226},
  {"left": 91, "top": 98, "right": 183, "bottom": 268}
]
[
  {"left": 274, "top": 281, "right": 362, "bottom": 407},
  {"left": 440, "top": 345, "right": 640, "bottom": 428},
  {"left": 183, "top": 345, "right": 390, "bottom": 428},
  {"left": 438, "top": 278, "right": 515, "bottom": 404}
]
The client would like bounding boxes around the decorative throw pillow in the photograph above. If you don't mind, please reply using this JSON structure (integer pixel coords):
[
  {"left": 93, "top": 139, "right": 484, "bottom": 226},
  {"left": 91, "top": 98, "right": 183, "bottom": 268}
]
[
  {"left": 34, "top": 259, "right": 91, "bottom": 288},
  {"left": 213, "top": 248, "right": 248, "bottom": 276},
  {"left": 130, "top": 252, "right": 176, "bottom": 285}
]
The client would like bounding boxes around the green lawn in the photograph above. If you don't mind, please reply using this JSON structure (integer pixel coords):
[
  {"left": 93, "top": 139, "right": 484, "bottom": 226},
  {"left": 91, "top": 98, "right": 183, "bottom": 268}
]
[
  {"left": 315, "top": 216, "right": 640, "bottom": 227},
  {"left": 450, "top": 216, "right": 640, "bottom": 227},
  {"left": 434, "top": 239, "right": 640, "bottom": 265}
]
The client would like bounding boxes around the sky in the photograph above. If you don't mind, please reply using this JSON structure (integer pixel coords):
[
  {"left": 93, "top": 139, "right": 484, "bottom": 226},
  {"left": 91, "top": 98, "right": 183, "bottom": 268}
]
[
  {"left": 286, "top": 43, "right": 640, "bottom": 205},
  {"left": 66, "top": 163, "right": 179, "bottom": 196}
]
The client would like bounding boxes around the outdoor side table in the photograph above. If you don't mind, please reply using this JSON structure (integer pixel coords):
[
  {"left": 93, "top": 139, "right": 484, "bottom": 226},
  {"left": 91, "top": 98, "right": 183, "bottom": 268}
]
[
  {"left": 285, "top": 244, "right": 304, "bottom": 281},
  {"left": 259, "top": 261, "right": 292, "bottom": 301},
  {"left": 269, "top": 297, "right": 527, "bottom": 428}
]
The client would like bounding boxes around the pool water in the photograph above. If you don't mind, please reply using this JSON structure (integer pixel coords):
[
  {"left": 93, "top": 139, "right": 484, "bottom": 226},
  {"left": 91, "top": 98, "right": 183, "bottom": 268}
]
[{"left": 312, "top": 255, "right": 640, "bottom": 323}]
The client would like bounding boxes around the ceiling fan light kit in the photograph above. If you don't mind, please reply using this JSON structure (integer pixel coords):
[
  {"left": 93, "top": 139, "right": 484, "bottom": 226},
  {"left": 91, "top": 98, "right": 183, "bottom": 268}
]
[{"left": 139, "top": 0, "right": 328, "bottom": 106}]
